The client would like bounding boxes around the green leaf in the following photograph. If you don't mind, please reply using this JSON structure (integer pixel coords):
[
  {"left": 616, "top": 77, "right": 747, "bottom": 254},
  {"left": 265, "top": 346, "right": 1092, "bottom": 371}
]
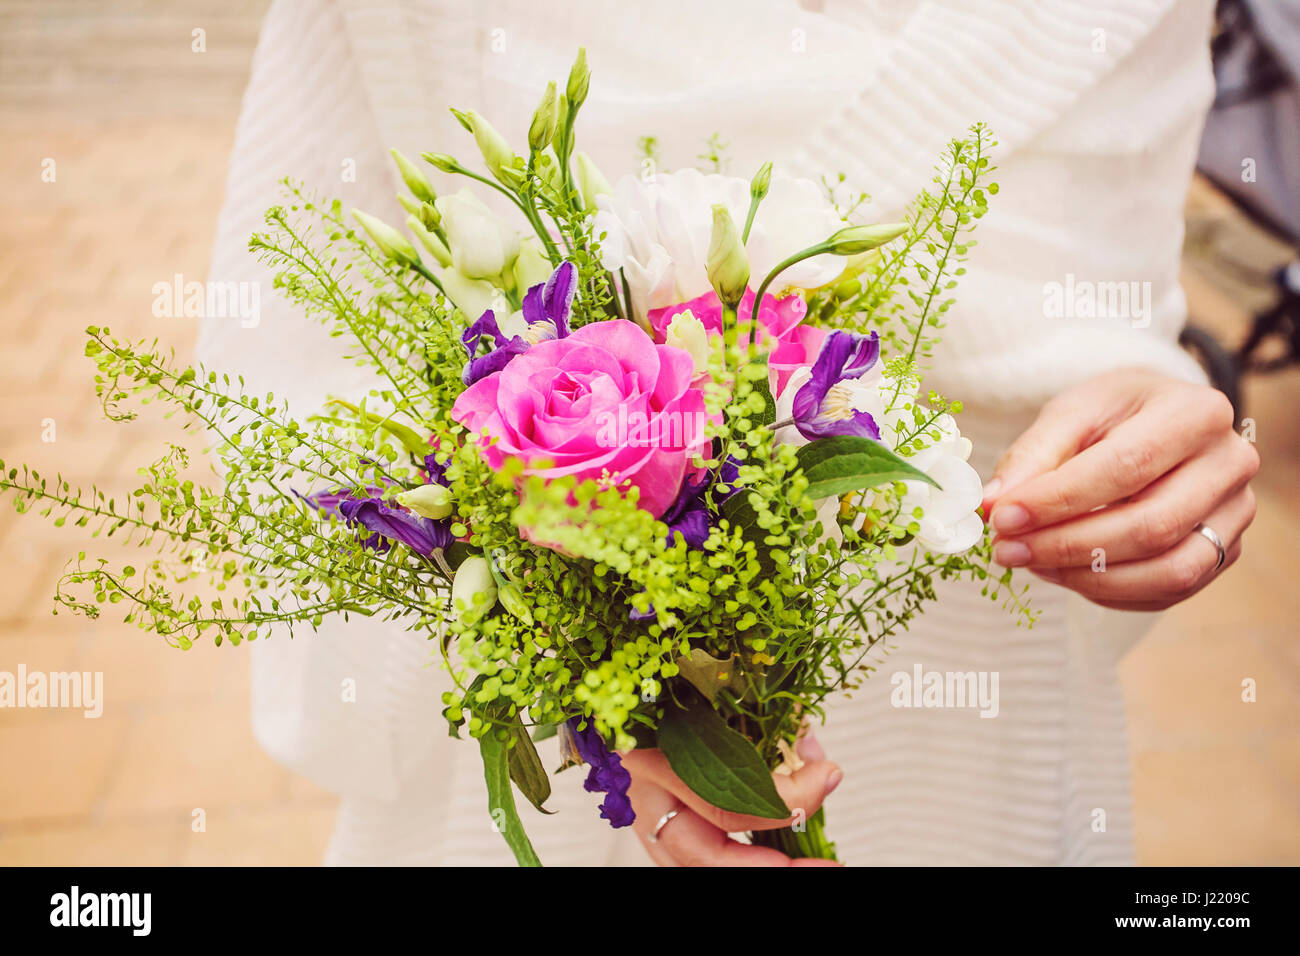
[
  {"left": 795, "top": 435, "right": 939, "bottom": 500},
  {"left": 531, "top": 722, "right": 559, "bottom": 742},
  {"left": 675, "top": 649, "right": 744, "bottom": 703},
  {"left": 480, "top": 731, "right": 543, "bottom": 867},
  {"left": 443, "top": 540, "right": 475, "bottom": 570},
  {"left": 322, "top": 396, "right": 429, "bottom": 458},
  {"left": 507, "top": 717, "right": 554, "bottom": 814},
  {"left": 657, "top": 690, "right": 790, "bottom": 819}
]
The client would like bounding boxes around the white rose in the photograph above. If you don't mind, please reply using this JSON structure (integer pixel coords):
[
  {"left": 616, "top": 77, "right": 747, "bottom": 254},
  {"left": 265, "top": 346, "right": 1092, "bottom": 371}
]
[
  {"left": 435, "top": 189, "right": 521, "bottom": 280},
  {"left": 895, "top": 414, "right": 983, "bottom": 554},
  {"left": 594, "top": 168, "right": 845, "bottom": 319}
]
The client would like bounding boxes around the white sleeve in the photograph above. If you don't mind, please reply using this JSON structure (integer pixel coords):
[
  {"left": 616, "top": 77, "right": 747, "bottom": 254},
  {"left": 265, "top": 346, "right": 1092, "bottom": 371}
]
[{"left": 795, "top": 0, "right": 1213, "bottom": 407}]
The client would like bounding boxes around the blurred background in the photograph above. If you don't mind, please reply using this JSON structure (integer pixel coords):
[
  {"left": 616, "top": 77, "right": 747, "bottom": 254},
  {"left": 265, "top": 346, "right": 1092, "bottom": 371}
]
[{"left": 0, "top": 0, "right": 1297, "bottom": 865}]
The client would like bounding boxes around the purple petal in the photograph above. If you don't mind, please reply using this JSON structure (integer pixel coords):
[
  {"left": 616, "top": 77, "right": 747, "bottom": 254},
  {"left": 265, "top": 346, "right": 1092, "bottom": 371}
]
[
  {"left": 666, "top": 508, "right": 710, "bottom": 549},
  {"left": 462, "top": 337, "right": 527, "bottom": 386},
  {"left": 628, "top": 602, "right": 658, "bottom": 622},
  {"left": 462, "top": 308, "right": 507, "bottom": 355},
  {"left": 423, "top": 453, "right": 449, "bottom": 486},
  {"left": 838, "top": 330, "right": 881, "bottom": 379},
  {"left": 542, "top": 261, "right": 577, "bottom": 337},
  {"left": 791, "top": 330, "right": 882, "bottom": 439},
  {"left": 567, "top": 717, "right": 635, "bottom": 828},
  {"left": 521, "top": 261, "right": 577, "bottom": 340},
  {"left": 337, "top": 497, "right": 452, "bottom": 556},
  {"left": 521, "top": 282, "right": 546, "bottom": 330},
  {"left": 795, "top": 407, "right": 882, "bottom": 442}
]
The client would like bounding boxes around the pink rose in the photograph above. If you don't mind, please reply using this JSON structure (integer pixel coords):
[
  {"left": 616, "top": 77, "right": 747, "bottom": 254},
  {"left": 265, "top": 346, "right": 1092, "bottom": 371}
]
[
  {"left": 451, "top": 320, "right": 709, "bottom": 518},
  {"left": 769, "top": 323, "right": 828, "bottom": 398},
  {"left": 645, "top": 287, "right": 822, "bottom": 400},
  {"left": 646, "top": 288, "right": 806, "bottom": 344}
]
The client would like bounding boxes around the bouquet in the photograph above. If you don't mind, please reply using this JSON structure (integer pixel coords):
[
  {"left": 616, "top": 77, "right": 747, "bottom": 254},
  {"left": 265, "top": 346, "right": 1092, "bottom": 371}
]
[{"left": 1, "top": 49, "right": 1032, "bottom": 865}]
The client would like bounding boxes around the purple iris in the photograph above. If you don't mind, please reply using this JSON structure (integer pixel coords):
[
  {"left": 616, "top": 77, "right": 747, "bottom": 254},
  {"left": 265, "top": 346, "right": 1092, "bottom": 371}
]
[
  {"left": 791, "top": 330, "right": 883, "bottom": 441},
  {"left": 521, "top": 260, "right": 576, "bottom": 342},
  {"left": 336, "top": 497, "right": 452, "bottom": 557},
  {"left": 296, "top": 486, "right": 389, "bottom": 551},
  {"left": 630, "top": 458, "right": 740, "bottom": 622},
  {"left": 566, "top": 717, "right": 635, "bottom": 829},
  {"left": 296, "top": 485, "right": 451, "bottom": 557},
  {"left": 459, "top": 262, "right": 578, "bottom": 386},
  {"left": 461, "top": 309, "right": 527, "bottom": 386},
  {"left": 660, "top": 456, "right": 741, "bottom": 550},
  {"left": 423, "top": 452, "right": 449, "bottom": 486}
]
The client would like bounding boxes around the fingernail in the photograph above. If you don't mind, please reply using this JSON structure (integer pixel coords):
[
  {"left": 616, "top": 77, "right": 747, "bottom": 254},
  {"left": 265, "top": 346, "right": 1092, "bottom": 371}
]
[
  {"left": 982, "top": 477, "right": 1002, "bottom": 500},
  {"left": 993, "top": 540, "right": 1031, "bottom": 567},
  {"left": 991, "top": 504, "right": 1030, "bottom": 533},
  {"left": 1031, "top": 568, "right": 1061, "bottom": 583},
  {"left": 824, "top": 768, "right": 843, "bottom": 796}
]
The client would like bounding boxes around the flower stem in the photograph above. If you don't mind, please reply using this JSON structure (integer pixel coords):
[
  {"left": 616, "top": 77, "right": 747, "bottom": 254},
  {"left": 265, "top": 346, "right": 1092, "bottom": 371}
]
[{"left": 747, "top": 242, "right": 834, "bottom": 350}]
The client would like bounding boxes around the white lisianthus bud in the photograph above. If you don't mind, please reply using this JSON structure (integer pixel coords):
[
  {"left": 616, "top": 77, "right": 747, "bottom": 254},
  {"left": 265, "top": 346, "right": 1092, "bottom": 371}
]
[
  {"left": 574, "top": 152, "right": 612, "bottom": 214},
  {"left": 512, "top": 238, "right": 553, "bottom": 293},
  {"left": 406, "top": 216, "right": 453, "bottom": 267},
  {"left": 351, "top": 209, "right": 421, "bottom": 268},
  {"left": 435, "top": 189, "right": 521, "bottom": 280},
  {"left": 825, "top": 222, "right": 908, "bottom": 255},
  {"left": 452, "top": 556, "right": 497, "bottom": 621},
  {"left": 664, "top": 309, "right": 710, "bottom": 378},
  {"left": 439, "top": 269, "right": 499, "bottom": 322},
  {"left": 528, "top": 81, "right": 559, "bottom": 154},
  {"left": 395, "top": 483, "right": 454, "bottom": 520},
  {"left": 397, "top": 194, "right": 442, "bottom": 231},
  {"left": 390, "top": 148, "right": 437, "bottom": 205},
  {"left": 552, "top": 92, "right": 569, "bottom": 150},
  {"left": 706, "top": 204, "right": 750, "bottom": 309},
  {"left": 422, "top": 152, "right": 464, "bottom": 175},
  {"left": 750, "top": 161, "right": 773, "bottom": 201},
  {"left": 566, "top": 47, "right": 590, "bottom": 110},
  {"left": 452, "top": 108, "right": 517, "bottom": 185}
]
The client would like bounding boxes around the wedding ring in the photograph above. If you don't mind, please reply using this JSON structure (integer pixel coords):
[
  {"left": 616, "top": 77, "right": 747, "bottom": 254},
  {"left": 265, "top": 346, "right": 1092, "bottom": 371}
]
[
  {"left": 1194, "top": 522, "right": 1227, "bottom": 573},
  {"left": 649, "top": 807, "right": 681, "bottom": 844}
]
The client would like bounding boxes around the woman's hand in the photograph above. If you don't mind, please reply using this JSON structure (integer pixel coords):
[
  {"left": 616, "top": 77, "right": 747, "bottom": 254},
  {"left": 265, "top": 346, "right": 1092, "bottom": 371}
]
[
  {"left": 982, "top": 369, "right": 1259, "bottom": 611},
  {"left": 624, "top": 733, "right": 842, "bottom": 866}
]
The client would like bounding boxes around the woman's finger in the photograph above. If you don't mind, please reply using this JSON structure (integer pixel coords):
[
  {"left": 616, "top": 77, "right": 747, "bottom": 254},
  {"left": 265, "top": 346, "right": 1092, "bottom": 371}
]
[
  {"left": 1027, "top": 485, "right": 1254, "bottom": 606},
  {"left": 981, "top": 392, "right": 1106, "bottom": 514},
  {"left": 795, "top": 725, "right": 826, "bottom": 762},
  {"left": 630, "top": 772, "right": 800, "bottom": 866},
  {"left": 989, "top": 388, "right": 1230, "bottom": 535},
  {"left": 653, "top": 804, "right": 807, "bottom": 866},
  {"left": 993, "top": 432, "right": 1258, "bottom": 568},
  {"left": 622, "top": 748, "right": 841, "bottom": 833},
  {"left": 628, "top": 776, "right": 682, "bottom": 867}
]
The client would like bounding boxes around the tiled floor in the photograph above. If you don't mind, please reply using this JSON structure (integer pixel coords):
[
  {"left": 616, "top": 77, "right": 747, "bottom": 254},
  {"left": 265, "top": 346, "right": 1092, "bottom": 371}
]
[{"left": 0, "top": 1, "right": 1297, "bottom": 865}]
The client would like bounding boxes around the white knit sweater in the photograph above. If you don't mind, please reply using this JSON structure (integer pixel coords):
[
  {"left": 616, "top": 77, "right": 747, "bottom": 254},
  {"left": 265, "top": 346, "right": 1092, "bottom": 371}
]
[{"left": 199, "top": 0, "right": 1214, "bottom": 864}]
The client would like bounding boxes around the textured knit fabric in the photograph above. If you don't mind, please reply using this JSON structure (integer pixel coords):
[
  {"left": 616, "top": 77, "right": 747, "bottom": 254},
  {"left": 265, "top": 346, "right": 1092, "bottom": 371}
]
[{"left": 198, "top": 0, "right": 1216, "bottom": 865}]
